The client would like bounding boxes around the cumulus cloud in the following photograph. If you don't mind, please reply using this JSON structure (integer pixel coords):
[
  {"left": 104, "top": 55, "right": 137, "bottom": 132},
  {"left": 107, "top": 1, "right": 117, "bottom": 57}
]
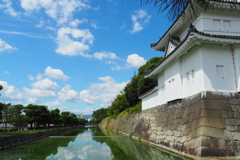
[
  {"left": 0, "top": 81, "right": 24, "bottom": 102},
  {"left": 79, "top": 76, "right": 128, "bottom": 105},
  {"left": 0, "top": 39, "right": 17, "bottom": 52},
  {"left": 130, "top": 9, "right": 151, "bottom": 34},
  {"left": 58, "top": 85, "right": 80, "bottom": 103},
  {"left": 45, "top": 100, "right": 67, "bottom": 110},
  {"left": 0, "top": 0, "right": 18, "bottom": 17},
  {"left": 24, "top": 87, "right": 56, "bottom": 98},
  {"left": 111, "top": 54, "right": 146, "bottom": 70},
  {"left": 31, "top": 78, "right": 59, "bottom": 91},
  {"left": 55, "top": 27, "right": 94, "bottom": 56},
  {"left": 44, "top": 66, "right": 69, "bottom": 81},
  {"left": 20, "top": 0, "right": 90, "bottom": 24}
]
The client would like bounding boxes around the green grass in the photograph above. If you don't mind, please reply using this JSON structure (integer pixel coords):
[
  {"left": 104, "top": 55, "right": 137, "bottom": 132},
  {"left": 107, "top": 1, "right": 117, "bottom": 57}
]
[
  {"left": 0, "top": 127, "right": 70, "bottom": 137},
  {"left": 102, "top": 102, "right": 142, "bottom": 121}
]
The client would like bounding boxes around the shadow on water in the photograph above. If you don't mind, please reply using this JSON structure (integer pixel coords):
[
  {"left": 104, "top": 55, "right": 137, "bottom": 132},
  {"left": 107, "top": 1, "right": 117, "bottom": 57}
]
[{"left": 0, "top": 125, "right": 192, "bottom": 160}]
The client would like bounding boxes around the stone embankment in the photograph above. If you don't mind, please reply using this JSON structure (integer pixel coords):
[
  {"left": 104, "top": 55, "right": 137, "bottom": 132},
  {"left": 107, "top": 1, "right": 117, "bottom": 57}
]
[
  {"left": 0, "top": 126, "right": 80, "bottom": 150},
  {"left": 99, "top": 91, "right": 240, "bottom": 158}
]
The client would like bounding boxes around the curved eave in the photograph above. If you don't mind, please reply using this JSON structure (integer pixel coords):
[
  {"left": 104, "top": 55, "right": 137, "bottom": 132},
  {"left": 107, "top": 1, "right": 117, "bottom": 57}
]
[
  {"left": 151, "top": 1, "right": 240, "bottom": 51},
  {"left": 139, "top": 86, "right": 158, "bottom": 99},
  {"left": 146, "top": 32, "right": 240, "bottom": 78}
]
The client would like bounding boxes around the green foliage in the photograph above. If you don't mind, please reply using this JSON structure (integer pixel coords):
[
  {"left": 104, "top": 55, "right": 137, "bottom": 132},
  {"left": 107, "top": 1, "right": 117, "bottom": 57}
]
[
  {"left": 99, "top": 57, "right": 162, "bottom": 122},
  {"left": 0, "top": 85, "right": 3, "bottom": 90},
  {"left": 124, "top": 74, "right": 139, "bottom": 107},
  {"left": 92, "top": 108, "right": 108, "bottom": 123}
]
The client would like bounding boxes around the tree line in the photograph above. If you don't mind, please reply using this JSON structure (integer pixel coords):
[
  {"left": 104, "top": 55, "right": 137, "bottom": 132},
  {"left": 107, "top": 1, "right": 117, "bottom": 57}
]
[
  {"left": 92, "top": 57, "right": 163, "bottom": 123},
  {"left": 0, "top": 102, "right": 87, "bottom": 132}
]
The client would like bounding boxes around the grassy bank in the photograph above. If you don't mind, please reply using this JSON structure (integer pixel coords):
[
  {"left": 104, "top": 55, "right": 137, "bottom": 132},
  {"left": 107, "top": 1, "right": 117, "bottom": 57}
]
[{"left": 102, "top": 102, "right": 141, "bottom": 122}]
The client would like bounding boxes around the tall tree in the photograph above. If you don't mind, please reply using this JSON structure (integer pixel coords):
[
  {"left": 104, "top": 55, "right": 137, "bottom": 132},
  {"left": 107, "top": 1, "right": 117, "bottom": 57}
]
[
  {"left": 8, "top": 104, "right": 26, "bottom": 131},
  {"left": 0, "top": 85, "right": 3, "bottom": 91},
  {"left": 124, "top": 74, "right": 139, "bottom": 107}
]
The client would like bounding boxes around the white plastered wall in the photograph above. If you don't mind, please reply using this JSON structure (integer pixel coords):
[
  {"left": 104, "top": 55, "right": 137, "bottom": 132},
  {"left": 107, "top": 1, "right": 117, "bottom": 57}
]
[
  {"left": 201, "top": 44, "right": 236, "bottom": 92},
  {"left": 142, "top": 90, "right": 159, "bottom": 110},
  {"left": 181, "top": 46, "right": 204, "bottom": 97}
]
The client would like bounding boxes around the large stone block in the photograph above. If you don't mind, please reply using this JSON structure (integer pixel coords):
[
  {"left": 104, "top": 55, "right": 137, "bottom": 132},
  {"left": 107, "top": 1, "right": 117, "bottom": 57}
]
[
  {"left": 191, "top": 126, "right": 224, "bottom": 139},
  {"left": 230, "top": 98, "right": 239, "bottom": 105},
  {"left": 211, "top": 100, "right": 223, "bottom": 110},
  {"left": 234, "top": 112, "right": 240, "bottom": 119},
  {"left": 211, "top": 118, "right": 226, "bottom": 129},
  {"left": 200, "top": 108, "right": 222, "bottom": 118},
  {"left": 221, "top": 100, "right": 233, "bottom": 111}
]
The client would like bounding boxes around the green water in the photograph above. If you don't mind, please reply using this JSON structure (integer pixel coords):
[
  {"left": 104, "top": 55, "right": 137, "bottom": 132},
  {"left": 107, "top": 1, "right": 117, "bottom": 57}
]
[{"left": 0, "top": 125, "right": 192, "bottom": 160}]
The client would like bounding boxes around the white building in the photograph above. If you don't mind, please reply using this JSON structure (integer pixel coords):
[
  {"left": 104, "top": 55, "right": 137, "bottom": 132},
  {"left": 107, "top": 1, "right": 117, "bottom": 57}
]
[{"left": 140, "top": 0, "right": 240, "bottom": 110}]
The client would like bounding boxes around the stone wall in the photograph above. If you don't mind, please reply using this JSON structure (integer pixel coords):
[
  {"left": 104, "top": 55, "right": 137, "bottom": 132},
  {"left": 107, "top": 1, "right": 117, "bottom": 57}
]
[
  {"left": 0, "top": 126, "right": 80, "bottom": 150},
  {"left": 99, "top": 91, "right": 240, "bottom": 158}
]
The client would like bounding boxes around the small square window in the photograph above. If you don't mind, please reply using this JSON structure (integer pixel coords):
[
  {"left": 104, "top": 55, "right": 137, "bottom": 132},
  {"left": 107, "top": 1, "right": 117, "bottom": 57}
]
[{"left": 216, "top": 65, "right": 224, "bottom": 78}]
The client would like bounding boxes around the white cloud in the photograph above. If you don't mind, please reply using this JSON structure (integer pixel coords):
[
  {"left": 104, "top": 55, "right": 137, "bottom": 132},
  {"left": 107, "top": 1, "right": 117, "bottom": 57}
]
[
  {"left": 45, "top": 100, "right": 66, "bottom": 110},
  {"left": 55, "top": 27, "right": 94, "bottom": 56},
  {"left": 0, "top": 39, "right": 17, "bottom": 52},
  {"left": 91, "top": 21, "right": 99, "bottom": 29},
  {"left": 58, "top": 85, "right": 80, "bottom": 103},
  {"left": 20, "top": 0, "right": 91, "bottom": 24},
  {"left": 0, "top": 30, "right": 45, "bottom": 39},
  {"left": 31, "top": 78, "right": 59, "bottom": 91},
  {"left": 0, "top": 0, "right": 18, "bottom": 17},
  {"left": 5, "top": 71, "right": 9, "bottom": 74},
  {"left": 28, "top": 75, "right": 35, "bottom": 80},
  {"left": 79, "top": 76, "right": 128, "bottom": 105},
  {"left": 27, "top": 97, "right": 41, "bottom": 104},
  {"left": 84, "top": 51, "right": 118, "bottom": 60},
  {"left": 36, "top": 74, "right": 43, "bottom": 80},
  {"left": 69, "top": 19, "right": 88, "bottom": 28},
  {"left": 111, "top": 54, "right": 146, "bottom": 70},
  {"left": 24, "top": 87, "right": 56, "bottom": 98},
  {"left": 35, "top": 18, "right": 44, "bottom": 27},
  {"left": 0, "top": 81, "right": 24, "bottom": 102},
  {"left": 126, "top": 53, "right": 147, "bottom": 68},
  {"left": 44, "top": 66, "right": 69, "bottom": 81},
  {"left": 130, "top": 9, "right": 151, "bottom": 34},
  {"left": 120, "top": 23, "right": 126, "bottom": 30},
  {"left": 71, "top": 107, "right": 95, "bottom": 115}
]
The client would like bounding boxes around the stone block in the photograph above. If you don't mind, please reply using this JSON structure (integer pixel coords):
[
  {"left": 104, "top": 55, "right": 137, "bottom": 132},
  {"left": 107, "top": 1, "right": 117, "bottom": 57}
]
[
  {"left": 231, "top": 105, "right": 238, "bottom": 112},
  {"left": 201, "top": 100, "right": 212, "bottom": 109},
  {"left": 191, "top": 126, "right": 224, "bottom": 139},
  {"left": 223, "top": 129, "right": 234, "bottom": 140},
  {"left": 234, "top": 112, "right": 240, "bottom": 119},
  {"left": 226, "top": 125, "right": 235, "bottom": 132},
  {"left": 230, "top": 98, "right": 239, "bottom": 105},
  {"left": 232, "top": 132, "right": 240, "bottom": 141},
  {"left": 225, "top": 119, "right": 233, "bottom": 125},
  {"left": 221, "top": 110, "right": 228, "bottom": 118},
  {"left": 211, "top": 118, "right": 226, "bottom": 129},
  {"left": 183, "top": 127, "right": 190, "bottom": 135},
  {"left": 233, "top": 118, "right": 240, "bottom": 125},
  {"left": 221, "top": 100, "right": 233, "bottom": 111},
  {"left": 200, "top": 108, "right": 222, "bottom": 118},
  {"left": 210, "top": 100, "right": 223, "bottom": 110}
]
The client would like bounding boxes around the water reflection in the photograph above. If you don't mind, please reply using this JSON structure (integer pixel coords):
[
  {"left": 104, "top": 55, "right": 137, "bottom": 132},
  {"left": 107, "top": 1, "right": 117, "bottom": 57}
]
[{"left": 0, "top": 126, "right": 192, "bottom": 160}]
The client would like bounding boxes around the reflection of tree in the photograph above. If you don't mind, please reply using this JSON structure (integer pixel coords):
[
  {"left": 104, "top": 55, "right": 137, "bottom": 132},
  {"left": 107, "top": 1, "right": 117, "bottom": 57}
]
[
  {"left": 0, "top": 128, "right": 86, "bottom": 160},
  {"left": 98, "top": 127, "right": 192, "bottom": 160}
]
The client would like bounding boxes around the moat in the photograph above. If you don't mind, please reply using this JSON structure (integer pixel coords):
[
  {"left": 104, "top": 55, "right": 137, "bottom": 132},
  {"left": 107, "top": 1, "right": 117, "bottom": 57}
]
[{"left": 0, "top": 125, "right": 192, "bottom": 160}]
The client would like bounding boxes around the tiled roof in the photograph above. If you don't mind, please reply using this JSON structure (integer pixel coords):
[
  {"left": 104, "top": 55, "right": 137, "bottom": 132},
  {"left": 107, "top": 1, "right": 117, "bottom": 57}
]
[
  {"left": 150, "top": 0, "right": 240, "bottom": 48},
  {"left": 169, "top": 36, "right": 181, "bottom": 46},
  {"left": 146, "top": 24, "right": 240, "bottom": 77}
]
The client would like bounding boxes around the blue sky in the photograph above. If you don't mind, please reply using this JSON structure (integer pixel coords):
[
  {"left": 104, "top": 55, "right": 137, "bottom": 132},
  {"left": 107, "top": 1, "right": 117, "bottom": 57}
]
[{"left": 0, "top": 0, "right": 170, "bottom": 115}]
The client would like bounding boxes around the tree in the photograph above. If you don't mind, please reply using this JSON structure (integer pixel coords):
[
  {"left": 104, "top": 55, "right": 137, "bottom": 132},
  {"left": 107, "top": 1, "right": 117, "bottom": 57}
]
[
  {"left": 8, "top": 104, "right": 27, "bottom": 131},
  {"left": 24, "top": 104, "right": 49, "bottom": 129},
  {"left": 124, "top": 74, "right": 139, "bottom": 107},
  {"left": 92, "top": 108, "right": 108, "bottom": 123},
  {"left": 137, "top": 57, "right": 163, "bottom": 96},
  {"left": 0, "top": 85, "right": 3, "bottom": 91},
  {"left": 137, "top": 0, "right": 239, "bottom": 21},
  {"left": 1, "top": 103, "right": 11, "bottom": 132},
  {"left": 50, "top": 108, "right": 61, "bottom": 127}
]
